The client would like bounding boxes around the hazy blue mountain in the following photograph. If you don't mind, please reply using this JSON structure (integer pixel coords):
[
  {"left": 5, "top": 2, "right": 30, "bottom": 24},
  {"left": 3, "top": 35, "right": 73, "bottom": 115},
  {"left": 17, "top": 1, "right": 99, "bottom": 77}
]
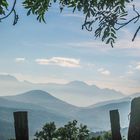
[
  {"left": 0, "top": 74, "right": 125, "bottom": 106},
  {"left": 87, "top": 92, "right": 140, "bottom": 109},
  {"left": 0, "top": 100, "right": 72, "bottom": 140},
  {"left": 0, "top": 75, "right": 34, "bottom": 96},
  {"left": 1, "top": 90, "right": 80, "bottom": 139},
  {"left": 0, "top": 106, "right": 71, "bottom": 140},
  {"left": 0, "top": 75, "right": 134, "bottom": 139},
  {"left": 130, "top": 92, "right": 140, "bottom": 98},
  {"left": 88, "top": 96, "right": 132, "bottom": 108},
  {"left": 0, "top": 119, "right": 14, "bottom": 140},
  {"left": 4, "top": 90, "right": 80, "bottom": 117},
  {"left": 0, "top": 74, "right": 18, "bottom": 82},
  {"left": 2, "top": 90, "right": 131, "bottom": 132},
  {"left": 72, "top": 100, "right": 130, "bottom": 132},
  {"left": 43, "top": 81, "right": 125, "bottom": 106},
  {"left": 0, "top": 97, "right": 48, "bottom": 111}
]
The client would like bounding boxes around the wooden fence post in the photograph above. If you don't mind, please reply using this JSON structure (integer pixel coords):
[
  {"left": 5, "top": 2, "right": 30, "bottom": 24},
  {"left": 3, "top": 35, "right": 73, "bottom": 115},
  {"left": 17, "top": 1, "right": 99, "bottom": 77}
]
[
  {"left": 13, "top": 111, "right": 29, "bottom": 140},
  {"left": 110, "top": 109, "right": 122, "bottom": 140},
  {"left": 128, "top": 97, "right": 140, "bottom": 140}
]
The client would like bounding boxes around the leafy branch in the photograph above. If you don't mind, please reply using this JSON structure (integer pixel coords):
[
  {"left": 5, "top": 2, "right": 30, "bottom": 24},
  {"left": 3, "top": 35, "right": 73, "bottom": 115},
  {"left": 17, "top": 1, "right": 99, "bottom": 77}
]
[
  {"left": 0, "top": 0, "right": 18, "bottom": 25},
  {"left": 1, "top": 0, "right": 140, "bottom": 47},
  {"left": 115, "top": 5, "right": 140, "bottom": 41}
]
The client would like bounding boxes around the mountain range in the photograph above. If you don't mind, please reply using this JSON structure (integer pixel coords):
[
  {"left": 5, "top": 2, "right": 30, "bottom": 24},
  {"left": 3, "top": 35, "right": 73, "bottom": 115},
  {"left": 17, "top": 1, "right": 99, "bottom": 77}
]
[
  {"left": 0, "top": 74, "right": 125, "bottom": 106},
  {"left": 0, "top": 74, "right": 139, "bottom": 140},
  {"left": 0, "top": 90, "right": 136, "bottom": 140}
]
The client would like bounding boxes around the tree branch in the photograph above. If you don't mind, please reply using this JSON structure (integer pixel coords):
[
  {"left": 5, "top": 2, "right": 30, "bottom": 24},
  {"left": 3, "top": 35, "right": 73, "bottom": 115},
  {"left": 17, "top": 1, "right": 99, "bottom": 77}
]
[
  {"left": 115, "top": 15, "right": 140, "bottom": 30},
  {"left": 132, "top": 26, "right": 140, "bottom": 41},
  {"left": 0, "top": 0, "right": 17, "bottom": 21}
]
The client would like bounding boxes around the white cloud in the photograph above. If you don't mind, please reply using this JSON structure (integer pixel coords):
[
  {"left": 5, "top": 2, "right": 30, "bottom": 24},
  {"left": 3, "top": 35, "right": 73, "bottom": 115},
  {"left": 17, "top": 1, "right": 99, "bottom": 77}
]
[
  {"left": 136, "top": 64, "right": 140, "bottom": 70},
  {"left": 101, "top": 70, "right": 110, "bottom": 76},
  {"left": 127, "top": 71, "right": 134, "bottom": 74},
  {"left": 15, "top": 58, "right": 26, "bottom": 63},
  {"left": 132, "top": 62, "right": 140, "bottom": 70},
  {"left": 35, "top": 57, "right": 80, "bottom": 68},
  {"left": 98, "top": 68, "right": 111, "bottom": 76}
]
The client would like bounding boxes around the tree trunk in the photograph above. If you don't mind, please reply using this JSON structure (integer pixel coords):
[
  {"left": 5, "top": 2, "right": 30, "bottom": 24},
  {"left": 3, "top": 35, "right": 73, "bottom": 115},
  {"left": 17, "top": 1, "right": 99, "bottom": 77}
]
[
  {"left": 14, "top": 111, "right": 29, "bottom": 140},
  {"left": 128, "top": 97, "right": 140, "bottom": 140},
  {"left": 110, "top": 109, "right": 122, "bottom": 140}
]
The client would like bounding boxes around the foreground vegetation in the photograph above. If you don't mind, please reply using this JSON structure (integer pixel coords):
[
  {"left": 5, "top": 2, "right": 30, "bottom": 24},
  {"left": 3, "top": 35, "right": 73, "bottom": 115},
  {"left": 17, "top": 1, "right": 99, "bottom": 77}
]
[
  {"left": 34, "top": 120, "right": 113, "bottom": 140},
  {"left": 9, "top": 97, "right": 140, "bottom": 140},
  {"left": 1, "top": 0, "right": 140, "bottom": 46}
]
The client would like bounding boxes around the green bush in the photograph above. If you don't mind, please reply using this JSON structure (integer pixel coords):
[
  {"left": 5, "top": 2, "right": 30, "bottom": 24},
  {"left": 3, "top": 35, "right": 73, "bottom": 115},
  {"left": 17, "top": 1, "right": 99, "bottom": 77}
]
[{"left": 34, "top": 120, "right": 114, "bottom": 140}]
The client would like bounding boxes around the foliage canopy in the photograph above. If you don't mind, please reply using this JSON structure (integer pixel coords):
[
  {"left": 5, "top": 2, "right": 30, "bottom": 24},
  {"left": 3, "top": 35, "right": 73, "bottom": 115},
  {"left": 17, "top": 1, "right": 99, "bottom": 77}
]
[
  {"left": 1, "top": 0, "right": 140, "bottom": 47},
  {"left": 34, "top": 120, "right": 113, "bottom": 140}
]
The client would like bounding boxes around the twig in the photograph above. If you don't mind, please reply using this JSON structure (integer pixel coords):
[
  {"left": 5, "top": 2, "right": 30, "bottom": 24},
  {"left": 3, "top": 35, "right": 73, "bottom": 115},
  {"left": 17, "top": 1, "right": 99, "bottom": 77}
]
[
  {"left": 115, "top": 15, "right": 140, "bottom": 30},
  {"left": 132, "top": 26, "right": 140, "bottom": 41},
  {"left": 0, "top": 0, "right": 17, "bottom": 20}
]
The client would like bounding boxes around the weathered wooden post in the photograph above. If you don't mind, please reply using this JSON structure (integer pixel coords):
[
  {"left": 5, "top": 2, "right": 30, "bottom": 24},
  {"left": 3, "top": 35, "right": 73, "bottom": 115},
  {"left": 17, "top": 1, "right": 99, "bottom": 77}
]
[
  {"left": 109, "top": 109, "right": 122, "bottom": 140},
  {"left": 14, "top": 111, "right": 29, "bottom": 140},
  {"left": 128, "top": 97, "right": 140, "bottom": 140}
]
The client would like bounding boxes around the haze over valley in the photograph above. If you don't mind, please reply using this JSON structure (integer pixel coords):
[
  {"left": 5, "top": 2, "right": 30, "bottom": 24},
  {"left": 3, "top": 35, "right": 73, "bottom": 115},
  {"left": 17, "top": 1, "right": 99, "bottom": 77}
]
[
  {"left": 0, "top": 74, "right": 126, "bottom": 106},
  {"left": 0, "top": 74, "right": 139, "bottom": 139}
]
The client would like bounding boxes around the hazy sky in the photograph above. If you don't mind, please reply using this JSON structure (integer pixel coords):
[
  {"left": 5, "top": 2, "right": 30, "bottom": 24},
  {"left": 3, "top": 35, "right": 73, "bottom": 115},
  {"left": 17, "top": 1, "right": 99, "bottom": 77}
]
[{"left": 0, "top": 1, "right": 140, "bottom": 94}]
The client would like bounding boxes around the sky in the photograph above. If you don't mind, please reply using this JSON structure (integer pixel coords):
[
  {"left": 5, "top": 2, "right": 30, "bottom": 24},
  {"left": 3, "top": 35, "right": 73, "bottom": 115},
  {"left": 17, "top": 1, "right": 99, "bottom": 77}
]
[{"left": 0, "top": 1, "right": 140, "bottom": 95}]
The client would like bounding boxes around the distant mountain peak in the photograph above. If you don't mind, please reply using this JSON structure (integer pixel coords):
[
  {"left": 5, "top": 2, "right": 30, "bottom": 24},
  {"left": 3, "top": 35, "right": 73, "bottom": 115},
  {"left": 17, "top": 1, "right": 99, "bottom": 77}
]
[
  {"left": 20, "top": 90, "right": 50, "bottom": 96},
  {"left": 0, "top": 74, "right": 18, "bottom": 82},
  {"left": 67, "top": 80, "right": 88, "bottom": 86}
]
